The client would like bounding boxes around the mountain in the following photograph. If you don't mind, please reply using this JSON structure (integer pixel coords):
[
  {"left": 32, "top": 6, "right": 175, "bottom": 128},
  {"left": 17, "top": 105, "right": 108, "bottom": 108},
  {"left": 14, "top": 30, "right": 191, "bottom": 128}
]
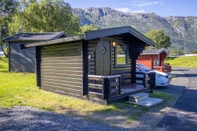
[{"left": 72, "top": 7, "right": 197, "bottom": 52}]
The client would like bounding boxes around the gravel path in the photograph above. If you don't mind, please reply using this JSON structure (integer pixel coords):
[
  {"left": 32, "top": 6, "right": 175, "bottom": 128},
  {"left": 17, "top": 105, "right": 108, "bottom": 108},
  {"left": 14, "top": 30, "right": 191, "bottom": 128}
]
[{"left": 0, "top": 106, "right": 129, "bottom": 131}]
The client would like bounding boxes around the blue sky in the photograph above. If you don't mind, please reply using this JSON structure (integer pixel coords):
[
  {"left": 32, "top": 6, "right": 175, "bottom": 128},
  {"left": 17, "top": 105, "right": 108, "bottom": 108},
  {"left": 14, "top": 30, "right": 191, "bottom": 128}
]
[{"left": 65, "top": 0, "right": 197, "bottom": 16}]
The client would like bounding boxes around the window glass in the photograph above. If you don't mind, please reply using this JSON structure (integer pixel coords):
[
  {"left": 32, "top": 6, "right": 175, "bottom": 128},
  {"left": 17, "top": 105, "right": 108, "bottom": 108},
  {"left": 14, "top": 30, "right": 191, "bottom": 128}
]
[{"left": 116, "top": 43, "right": 127, "bottom": 64}]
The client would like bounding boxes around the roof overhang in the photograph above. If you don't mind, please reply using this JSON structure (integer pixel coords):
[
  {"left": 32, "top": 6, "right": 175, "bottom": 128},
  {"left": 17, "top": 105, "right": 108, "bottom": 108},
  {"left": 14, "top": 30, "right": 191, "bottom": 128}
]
[
  {"left": 23, "top": 35, "right": 84, "bottom": 48},
  {"left": 2, "top": 32, "right": 66, "bottom": 43},
  {"left": 84, "top": 26, "right": 155, "bottom": 46},
  {"left": 21, "top": 26, "right": 156, "bottom": 48}
]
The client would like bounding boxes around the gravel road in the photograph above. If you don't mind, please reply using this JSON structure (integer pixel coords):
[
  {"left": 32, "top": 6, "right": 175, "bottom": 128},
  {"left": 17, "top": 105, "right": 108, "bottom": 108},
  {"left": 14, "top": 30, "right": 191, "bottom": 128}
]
[{"left": 0, "top": 106, "right": 130, "bottom": 131}]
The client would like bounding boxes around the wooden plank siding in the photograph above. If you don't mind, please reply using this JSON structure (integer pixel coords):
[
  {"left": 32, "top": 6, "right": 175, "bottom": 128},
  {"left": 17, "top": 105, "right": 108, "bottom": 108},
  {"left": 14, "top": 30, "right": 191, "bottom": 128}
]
[
  {"left": 9, "top": 42, "right": 35, "bottom": 72},
  {"left": 40, "top": 41, "right": 83, "bottom": 97}
]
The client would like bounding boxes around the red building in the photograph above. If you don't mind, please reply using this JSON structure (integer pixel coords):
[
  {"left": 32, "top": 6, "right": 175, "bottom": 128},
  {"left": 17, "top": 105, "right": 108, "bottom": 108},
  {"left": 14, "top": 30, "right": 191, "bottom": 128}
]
[{"left": 137, "top": 48, "right": 171, "bottom": 72}]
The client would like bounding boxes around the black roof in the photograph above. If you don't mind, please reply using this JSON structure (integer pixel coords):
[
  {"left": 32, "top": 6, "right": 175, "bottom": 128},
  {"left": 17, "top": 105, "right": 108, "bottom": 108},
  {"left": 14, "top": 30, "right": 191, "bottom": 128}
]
[
  {"left": 3, "top": 32, "right": 66, "bottom": 42},
  {"left": 84, "top": 26, "right": 155, "bottom": 46},
  {"left": 24, "top": 26, "right": 156, "bottom": 48},
  {"left": 141, "top": 48, "right": 167, "bottom": 55}
]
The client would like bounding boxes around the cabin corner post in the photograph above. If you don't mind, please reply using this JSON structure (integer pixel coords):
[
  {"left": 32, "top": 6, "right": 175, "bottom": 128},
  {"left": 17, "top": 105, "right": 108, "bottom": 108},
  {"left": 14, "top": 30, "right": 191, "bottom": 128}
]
[
  {"left": 103, "top": 76, "right": 110, "bottom": 100},
  {"left": 8, "top": 43, "right": 11, "bottom": 72},
  {"left": 35, "top": 46, "right": 41, "bottom": 88},
  {"left": 82, "top": 40, "right": 89, "bottom": 95},
  {"left": 118, "top": 76, "right": 121, "bottom": 94}
]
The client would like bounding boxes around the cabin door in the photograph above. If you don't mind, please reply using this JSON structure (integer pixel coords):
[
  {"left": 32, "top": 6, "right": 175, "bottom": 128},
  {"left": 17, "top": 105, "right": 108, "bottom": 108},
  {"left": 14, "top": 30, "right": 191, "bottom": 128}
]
[{"left": 95, "top": 41, "right": 111, "bottom": 76}]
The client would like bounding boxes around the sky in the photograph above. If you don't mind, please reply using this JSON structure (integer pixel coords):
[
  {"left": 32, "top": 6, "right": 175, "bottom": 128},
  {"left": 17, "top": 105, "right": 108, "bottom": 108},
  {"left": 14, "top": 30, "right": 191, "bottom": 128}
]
[{"left": 65, "top": 0, "right": 197, "bottom": 17}]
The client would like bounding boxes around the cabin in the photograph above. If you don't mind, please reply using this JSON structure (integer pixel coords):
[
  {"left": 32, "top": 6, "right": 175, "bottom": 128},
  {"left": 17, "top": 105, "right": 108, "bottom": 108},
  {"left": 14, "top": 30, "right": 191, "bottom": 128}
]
[
  {"left": 137, "top": 48, "right": 171, "bottom": 72},
  {"left": 0, "top": 45, "right": 6, "bottom": 57},
  {"left": 21, "top": 26, "right": 156, "bottom": 104},
  {"left": 3, "top": 32, "right": 66, "bottom": 72},
  {"left": 0, "top": 49, "right": 4, "bottom": 57}
]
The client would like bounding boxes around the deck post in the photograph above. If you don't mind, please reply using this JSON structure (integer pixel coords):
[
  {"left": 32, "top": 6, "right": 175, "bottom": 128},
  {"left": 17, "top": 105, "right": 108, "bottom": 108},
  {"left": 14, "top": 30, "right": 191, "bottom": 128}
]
[
  {"left": 150, "top": 72, "right": 156, "bottom": 92},
  {"left": 118, "top": 76, "right": 121, "bottom": 94},
  {"left": 143, "top": 73, "right": 147, "bottom": 88},
  {"left": 103, "top": 77, "right": 110, "bottom": 100}
]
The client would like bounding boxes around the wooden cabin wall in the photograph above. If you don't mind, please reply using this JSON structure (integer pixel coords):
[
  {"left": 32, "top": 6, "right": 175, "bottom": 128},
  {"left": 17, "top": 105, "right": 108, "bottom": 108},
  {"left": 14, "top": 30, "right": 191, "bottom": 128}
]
[
  {"left": 87, "top": 39, "right": 100, "bottom": 75},
  {"left": 111, "top": 41, "right": 146, "bottom": 85},
  {"left": 129, "top": 43, "right": 146, "bottom": 83},
  {"left": 87, "top": 38, "right": 146, "bottom": 86},
  {"left": 111, "top": 43, "right": 132, "bottom": 85},
  {"left": 39, "top": 41, "right": 83, "bottom": 98},
  {"left": 9, "top": 42, "right": 35, "bottom": 72},
  {"left": 87, "top": 39, "right": 107, "bottom": 103}
]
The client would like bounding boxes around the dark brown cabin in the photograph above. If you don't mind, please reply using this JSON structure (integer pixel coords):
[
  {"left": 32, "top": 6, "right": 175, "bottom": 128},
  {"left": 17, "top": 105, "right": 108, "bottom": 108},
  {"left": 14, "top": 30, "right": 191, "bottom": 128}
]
[
  {"left": 3, "top": 32, "right": 66, "bottom": 72},
  {"left": 22, "top": 26, "right": 156, "bottom": 104}
]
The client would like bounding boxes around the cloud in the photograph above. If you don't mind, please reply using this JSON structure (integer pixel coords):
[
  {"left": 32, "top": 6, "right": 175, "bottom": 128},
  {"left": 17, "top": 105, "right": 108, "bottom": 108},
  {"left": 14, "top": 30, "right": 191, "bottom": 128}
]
[
  {"left": 133, "top": 1, "right": 159, "bottom": 7},
  {"left": 131, "top": 10, "right": 146, "bottom": 13},
  {"left": 115, "top": 8, "right": 131, "bottom": 13}
]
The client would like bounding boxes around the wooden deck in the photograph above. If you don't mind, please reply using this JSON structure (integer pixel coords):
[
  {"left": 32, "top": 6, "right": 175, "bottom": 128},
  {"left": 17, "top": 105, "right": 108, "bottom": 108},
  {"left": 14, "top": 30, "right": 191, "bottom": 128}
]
[
  {"left": 111, "top": 84, "right": 144, "bottom": 95},
  {"left": 88, "top": 74, "right": 154, "bottom": 104},
  {"left": 109, "top": 84, "right": 150, "bottom": 103}
]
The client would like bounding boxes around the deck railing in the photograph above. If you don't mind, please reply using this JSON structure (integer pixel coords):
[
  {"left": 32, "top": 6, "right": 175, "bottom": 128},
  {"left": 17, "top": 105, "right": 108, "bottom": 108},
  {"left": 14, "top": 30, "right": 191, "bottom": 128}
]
[
  {"left": 135, "top": 72, "right": 155, "bottom": 92},
  {"left": 88, "top": 75, "right": 121, "bottom": 100},
  {"left": 88, "top": 72, "right": 155, "bottom": 103}
]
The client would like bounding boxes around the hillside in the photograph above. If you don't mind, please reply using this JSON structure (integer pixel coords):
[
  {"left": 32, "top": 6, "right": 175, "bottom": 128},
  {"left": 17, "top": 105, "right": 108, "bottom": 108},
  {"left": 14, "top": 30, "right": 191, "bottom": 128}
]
[
  {"left": 165, "top": 56, "right": 197, "bottom": 68},
  {"left": 72, "top": 7, "right": 197, "bottom": 52}
]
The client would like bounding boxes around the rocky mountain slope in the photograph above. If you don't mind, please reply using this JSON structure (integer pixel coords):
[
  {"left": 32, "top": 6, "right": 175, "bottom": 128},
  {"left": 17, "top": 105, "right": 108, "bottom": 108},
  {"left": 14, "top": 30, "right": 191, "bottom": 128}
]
[{"left": 73, "top": 7, "right": 197, "bottom": 52}]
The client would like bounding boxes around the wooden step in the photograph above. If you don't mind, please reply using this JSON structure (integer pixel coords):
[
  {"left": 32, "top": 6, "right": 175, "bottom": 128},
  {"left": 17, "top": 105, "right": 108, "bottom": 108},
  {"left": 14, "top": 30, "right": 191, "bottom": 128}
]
[
  {"left": 127, "top": 97, "right": 163, "bottom": 108},
  {"left": 128, "top": 92, "right": 149, "bottom": 103}
]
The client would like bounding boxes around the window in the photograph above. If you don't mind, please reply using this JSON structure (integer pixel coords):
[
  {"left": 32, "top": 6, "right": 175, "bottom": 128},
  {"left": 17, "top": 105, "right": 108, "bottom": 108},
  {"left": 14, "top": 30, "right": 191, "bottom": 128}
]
[{"left": 116, "top": 43, "right": 127, "bottom": 65}]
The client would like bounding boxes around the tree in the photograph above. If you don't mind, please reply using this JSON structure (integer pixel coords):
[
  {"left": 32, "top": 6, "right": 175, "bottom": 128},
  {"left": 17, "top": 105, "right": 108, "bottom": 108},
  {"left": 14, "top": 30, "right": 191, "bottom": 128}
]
[
  {"left": 8, "top": 0, "right": 81, "bottom": 36},
  {"left": 192, "top": 50, "right": 197, "bottom": 54},
  {"left": 145, "top": 30, "right": 171, "bottom": 49},
  {"left": 169, "top": 49, "right": 183, "bottom": 56},
  {"left": 0, "top": 0, "right": 19, "bottom": 57},
  {"left": 78, "top": 24, "right": 99, "bottom": 34}
]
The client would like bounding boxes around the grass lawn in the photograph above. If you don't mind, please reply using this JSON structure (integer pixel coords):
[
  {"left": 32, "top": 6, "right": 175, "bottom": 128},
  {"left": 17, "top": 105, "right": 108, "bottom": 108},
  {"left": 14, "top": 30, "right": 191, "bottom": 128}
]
[
  {"left": 0, "top": 56, "right": 175, "bottom": 125},
  {"left": 165, "top": 56, "right": 197, "bottom": 68},
  {"left": 0, "top": 57, "right": 117, "bottom": 114}
]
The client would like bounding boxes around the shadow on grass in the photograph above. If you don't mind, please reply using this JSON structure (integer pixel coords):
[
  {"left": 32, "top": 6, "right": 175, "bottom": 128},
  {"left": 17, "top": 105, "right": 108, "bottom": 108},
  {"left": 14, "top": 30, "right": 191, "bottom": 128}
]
[
  {"left": 0, "top": 57, "right": 8, "bottom": 63},
  {"left": 0, "top": 65, "right": 6, "bottom": 68}
]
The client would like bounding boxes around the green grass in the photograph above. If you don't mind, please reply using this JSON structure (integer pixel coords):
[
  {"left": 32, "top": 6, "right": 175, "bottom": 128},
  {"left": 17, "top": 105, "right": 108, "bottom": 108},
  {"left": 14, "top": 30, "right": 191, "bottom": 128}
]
[
  {"left": 165, "top": 56, "right": 197, "bottom": 68},
  {"left": 0, "top": 57, "right": 8, "bottom": 71},
  {"left": 150, "top": 91, "right": 175, "bottom": 102},
  {"left": 117, "top": 56, "right": 126, "bottom": 64}
]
